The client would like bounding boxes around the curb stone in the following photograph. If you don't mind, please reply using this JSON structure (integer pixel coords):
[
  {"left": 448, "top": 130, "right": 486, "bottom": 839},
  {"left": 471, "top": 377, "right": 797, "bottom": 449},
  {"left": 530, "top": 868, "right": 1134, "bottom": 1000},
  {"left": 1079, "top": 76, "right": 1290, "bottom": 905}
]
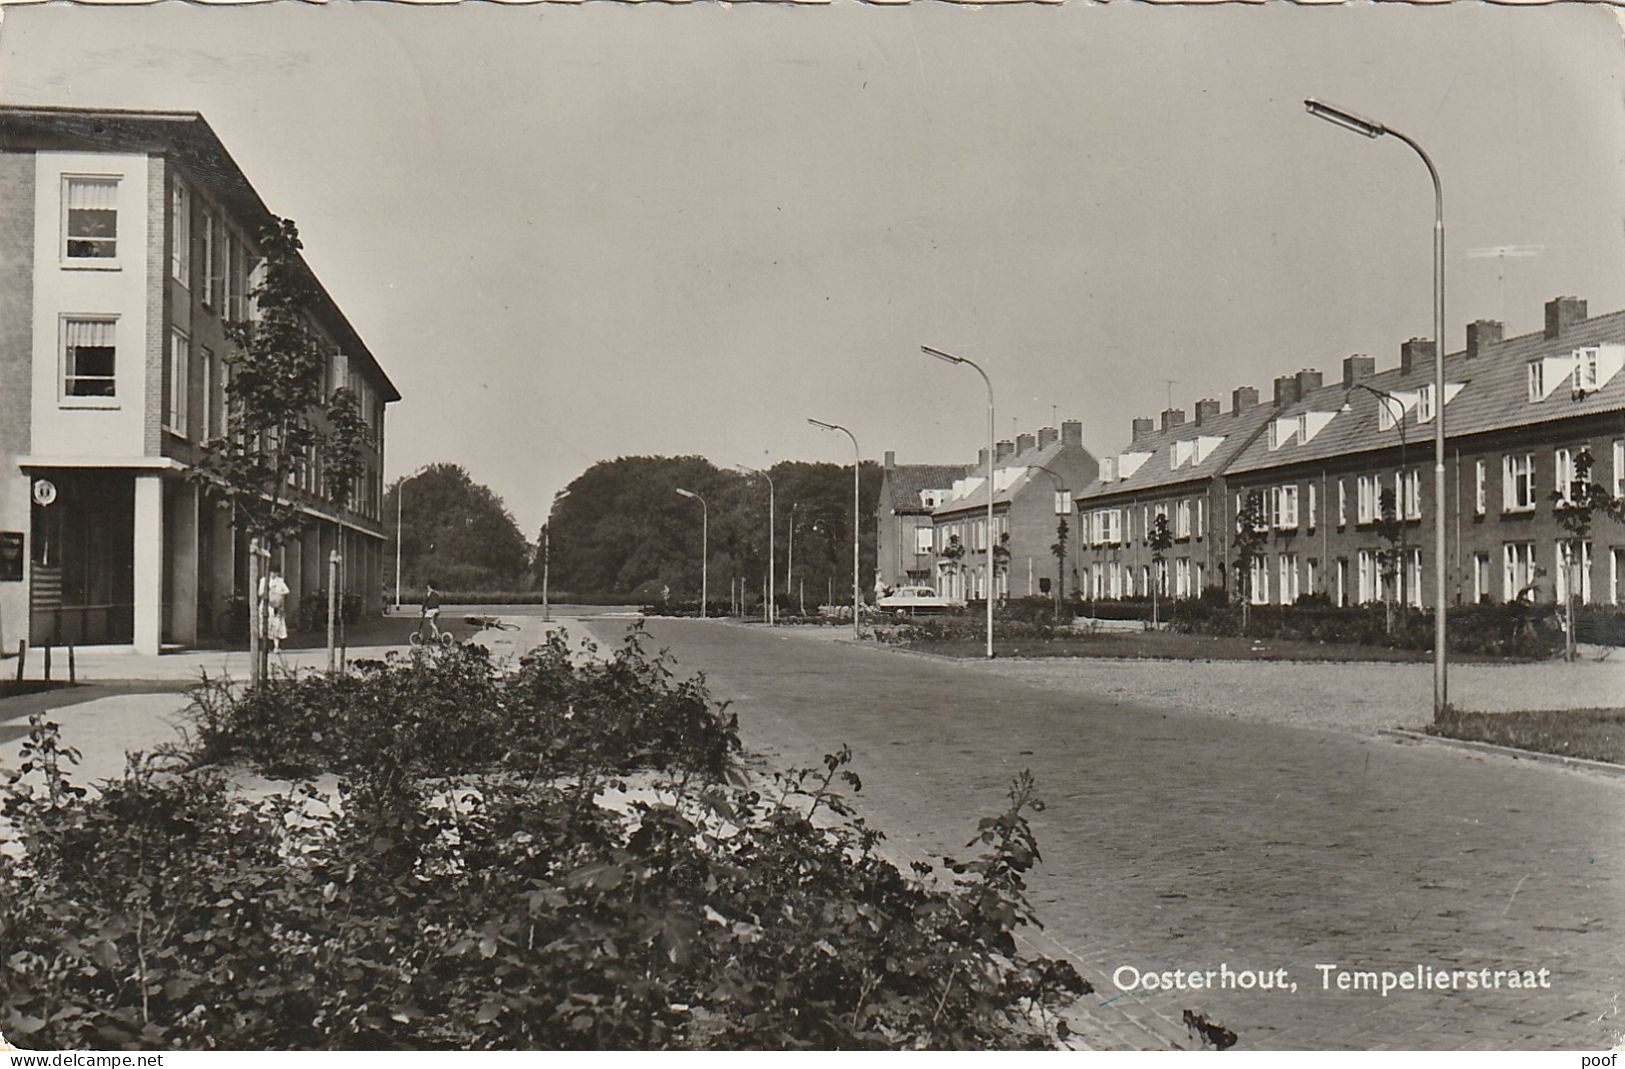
[{"left": 1379, "top": 728, "right": 1625, "bottom": 779}]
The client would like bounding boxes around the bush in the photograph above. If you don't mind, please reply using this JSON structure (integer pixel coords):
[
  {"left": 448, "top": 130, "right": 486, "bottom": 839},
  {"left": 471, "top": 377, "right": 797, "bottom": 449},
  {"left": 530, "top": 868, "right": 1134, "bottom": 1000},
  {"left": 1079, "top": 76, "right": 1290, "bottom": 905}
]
[
  {"left": 1, "top": 703, "right": 1089, "bottom": 1048},
  {"left": 1166, "top": 599, "right": 1564, "bottom": 658},
  {"left": 295, "top": 590, "right": 365, "bottom": 633},
  {"left": 188, "top": 624, "right": 740, "bottom": 784}
]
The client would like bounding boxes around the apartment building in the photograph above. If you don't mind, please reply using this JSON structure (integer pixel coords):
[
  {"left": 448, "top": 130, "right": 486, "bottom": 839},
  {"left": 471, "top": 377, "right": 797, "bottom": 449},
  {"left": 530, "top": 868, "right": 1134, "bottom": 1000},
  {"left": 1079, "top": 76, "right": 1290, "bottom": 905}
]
[
  {"left": 1224, "top": 297, "right": 1625, "bottom": 611},
  {"left": 874, "top": 453, "right": 963, "bottom": 590},
  {"left": 0, "top": 105, "right": 398, "bottom": 655},
  {"left": 928, "top": 421, "right": 1097, "bottom": 602},
  {"left": 1074, "top": 389, "right": 1277, "bottom": 602}
]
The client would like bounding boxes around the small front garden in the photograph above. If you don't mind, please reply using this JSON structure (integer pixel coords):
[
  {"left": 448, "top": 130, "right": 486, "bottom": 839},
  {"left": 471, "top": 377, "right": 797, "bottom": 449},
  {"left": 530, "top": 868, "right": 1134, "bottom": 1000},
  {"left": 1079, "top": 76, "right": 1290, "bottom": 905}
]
[
  {"left": 1426, "top": 707, "right": 1625, "bottom": 765},
  {"left": 0, "top": 624, "right": 1090, "bottom": 1050},
  {"left": 875, "top": 595, "right": 1603, "bottom": 663}
]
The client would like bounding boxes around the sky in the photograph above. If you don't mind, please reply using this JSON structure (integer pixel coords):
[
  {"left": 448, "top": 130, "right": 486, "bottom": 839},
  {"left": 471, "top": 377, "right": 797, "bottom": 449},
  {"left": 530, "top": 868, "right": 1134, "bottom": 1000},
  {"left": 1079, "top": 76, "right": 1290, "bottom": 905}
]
[{"left": 3, "top": 1, "right": 1623, "bottom": 536}]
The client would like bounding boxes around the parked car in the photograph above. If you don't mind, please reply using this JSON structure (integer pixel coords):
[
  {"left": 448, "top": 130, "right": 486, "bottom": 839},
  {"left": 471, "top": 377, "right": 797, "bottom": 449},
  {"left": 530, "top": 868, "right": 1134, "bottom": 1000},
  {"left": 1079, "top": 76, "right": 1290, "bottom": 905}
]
[{"left": 875, "top": 585, "right": 960, "bottom": 615}]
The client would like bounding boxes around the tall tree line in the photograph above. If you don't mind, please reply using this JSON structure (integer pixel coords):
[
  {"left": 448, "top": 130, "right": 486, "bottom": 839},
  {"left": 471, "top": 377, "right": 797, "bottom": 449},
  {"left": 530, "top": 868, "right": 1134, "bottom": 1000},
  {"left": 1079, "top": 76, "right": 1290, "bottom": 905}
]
[{"left": 546, "top": 456, "right": 883, "bottom": 605}]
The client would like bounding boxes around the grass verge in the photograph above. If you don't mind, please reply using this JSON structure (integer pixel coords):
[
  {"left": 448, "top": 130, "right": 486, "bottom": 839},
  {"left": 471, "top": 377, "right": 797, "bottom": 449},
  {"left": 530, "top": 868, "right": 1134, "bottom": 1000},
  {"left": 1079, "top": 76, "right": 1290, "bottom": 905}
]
[
  {"left": 1426, "top": 707, "right": 1625, "bottom": 765},
  {"left": 898, "top": 629, "right": 1533, "bottom": 664}
]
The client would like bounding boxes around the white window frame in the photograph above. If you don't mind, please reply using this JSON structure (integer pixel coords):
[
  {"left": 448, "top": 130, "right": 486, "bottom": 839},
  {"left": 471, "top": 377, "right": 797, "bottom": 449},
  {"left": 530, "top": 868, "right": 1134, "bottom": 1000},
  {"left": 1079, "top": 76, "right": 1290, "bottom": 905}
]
[
  {"left": 1555, "top": 447, "right": 1576, "bottom": 504},
  {"left": 1305, "top": 557, "right": 1318, "bottom": 597},
  {"left": 1337, "top": 480, "right": 1347, "bottom": 527},
  {"left": 61, "top": 174, "right": 121, "bottom": 266},
  {"left": 1473, "top": 553, "right": 1490, "bottom": 604},
  {"left": 1527, "top": 361, "right": 1544, "bottom": 403},
  {"left": 1278, "top": 553, "right": 1298, "bottom": 605},
  {"left": 1474, "top": 460, "right": 1486, "bottom": 515},
  {"left": 1397, "top": 470, "right": 1421, "bottom": 520},
  {"left": 1405, "top": 549, "right": 1423, "bottom": 608},
  {"left": 1503, "top": 454, "right": 1536, "bottom": 512},
  {"left": 1503, "top": 542, "right": 1537, "bottom": 602},
  {"left": 1358, "top": 550, "right": 1376, "bottom": 605},
  {"left": 200, "top": 346, "right": 215, "bottom": 440},
  {"left": 60, "top": 315, "right": 119, "bottom": 404},
  {"left": 1556, "top": 541, "right": 1594, "bottom": 605},
  {"left": 1175, "top": 499, "right": 1192, "bottom": 539},
  {"left": 166, "top": 329, "right": 189, "bottom": 437},
  {"left": 915, "top": 526, "right": 933, "bottom": 555},
  {"left": 1416, "top": 384, "right": 1436, "bottom": 424},
  {"left": 171, "top": 180, "right": 191, "bottom": 287}
]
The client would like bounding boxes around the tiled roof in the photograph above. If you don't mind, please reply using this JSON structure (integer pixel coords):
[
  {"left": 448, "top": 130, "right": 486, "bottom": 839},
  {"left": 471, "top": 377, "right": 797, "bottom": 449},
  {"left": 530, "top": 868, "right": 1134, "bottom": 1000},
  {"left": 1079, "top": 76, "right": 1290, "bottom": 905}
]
[
  {"left": 1075, "top": 402, "right": 1276, "bottom": 502},
  {"left": 1226, "top": 308, "right": 1625, "bottom": 476},
  {"left": 881, "top": 463, "right": 966, "bottom": 513},
  {"left": 932, "top": 441, "right": 1071, "bottom": 515}
]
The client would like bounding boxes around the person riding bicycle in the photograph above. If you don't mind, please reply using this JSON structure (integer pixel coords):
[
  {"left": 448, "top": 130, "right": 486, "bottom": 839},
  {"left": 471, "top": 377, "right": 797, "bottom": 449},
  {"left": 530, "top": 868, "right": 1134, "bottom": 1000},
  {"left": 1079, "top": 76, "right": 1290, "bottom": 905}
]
[{"left": 418, "top": 581, "right": 442, "bottom": 642}]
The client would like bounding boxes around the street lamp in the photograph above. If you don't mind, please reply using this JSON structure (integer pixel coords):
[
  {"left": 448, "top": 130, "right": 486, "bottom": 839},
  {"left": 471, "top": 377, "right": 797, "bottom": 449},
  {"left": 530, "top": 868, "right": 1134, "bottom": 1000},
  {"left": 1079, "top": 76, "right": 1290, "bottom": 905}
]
[
  {"left": 1305, "top": 98, "right": 1449, "bottom": 718},
  {"left": 674, "top": 487, "right": 708, "bottom": 618},
  {"left": 735, "top": 464, "right": 776, "bottom": 625},
  {"left": 540, "top": 489, "right": 570, "bottom": 623},
  {"left": 392, "top": 463, "right": 434, "bottom": 613},
  {"left": 808, "top": 419, "right": 863, "bottom": 637},
  {"left": 922, "top": 345, "right": 996, "bottom": 659}
]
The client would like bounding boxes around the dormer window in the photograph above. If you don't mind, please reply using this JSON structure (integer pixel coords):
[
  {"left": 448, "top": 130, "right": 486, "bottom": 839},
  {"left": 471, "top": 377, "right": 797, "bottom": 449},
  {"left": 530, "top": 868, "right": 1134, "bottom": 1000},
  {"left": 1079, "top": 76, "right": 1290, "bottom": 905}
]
[
  {"left": 1100, "top": 457, "right": 1118, "bottom": 482},
  {"left": 1576, "top": 350, "right": 1599, "bottom": 391},
  {"left": 1527, "top": 361, "right": 1544, "bottom": 402},
  {"left": 1416, "top": 384, "right": 1435, "bottom": 423}
]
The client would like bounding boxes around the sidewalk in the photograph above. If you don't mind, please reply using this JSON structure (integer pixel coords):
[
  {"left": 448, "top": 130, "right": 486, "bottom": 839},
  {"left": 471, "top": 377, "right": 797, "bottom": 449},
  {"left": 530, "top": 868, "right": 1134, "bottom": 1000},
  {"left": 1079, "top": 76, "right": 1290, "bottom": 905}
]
[{"left": 0, "top": 612, "right": 575, "bottom": 799}]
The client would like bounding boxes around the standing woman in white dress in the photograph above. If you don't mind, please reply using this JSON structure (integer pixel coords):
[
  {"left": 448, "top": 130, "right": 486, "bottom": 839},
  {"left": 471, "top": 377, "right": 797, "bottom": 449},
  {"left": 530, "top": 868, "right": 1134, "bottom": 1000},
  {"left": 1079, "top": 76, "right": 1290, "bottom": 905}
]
[{"left": 260, "top": 566, "right": 291, "bottom": 653}]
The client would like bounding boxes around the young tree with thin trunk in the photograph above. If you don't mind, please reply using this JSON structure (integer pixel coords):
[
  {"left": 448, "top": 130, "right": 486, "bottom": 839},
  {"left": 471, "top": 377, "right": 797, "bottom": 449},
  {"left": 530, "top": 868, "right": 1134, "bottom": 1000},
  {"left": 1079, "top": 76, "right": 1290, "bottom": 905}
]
[
  {"left": 1550, "top": 447, "right": 1624, "bottom": 662},
  {"left": 1149, "top": 513, "right": 1173, "bottom": 628},
  {"left": 1233, "top": 492, "right": 1268, "bottom": 634},
  {"left": 1375, "top": 488, "right": 1404, "bottom": 636},
  {"left": 1049, "top": 515, "right": 1069, "bottom": 617},
  {"left": 191, "top": 217, "right": 368, "bottom": 682}
]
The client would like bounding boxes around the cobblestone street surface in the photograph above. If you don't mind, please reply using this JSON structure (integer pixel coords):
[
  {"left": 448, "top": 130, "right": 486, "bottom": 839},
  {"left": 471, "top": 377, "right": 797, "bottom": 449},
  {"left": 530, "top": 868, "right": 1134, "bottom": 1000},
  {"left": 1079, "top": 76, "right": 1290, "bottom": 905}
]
[{"left": 582, "top": 617, "right": 1625, "bottom": 1050}]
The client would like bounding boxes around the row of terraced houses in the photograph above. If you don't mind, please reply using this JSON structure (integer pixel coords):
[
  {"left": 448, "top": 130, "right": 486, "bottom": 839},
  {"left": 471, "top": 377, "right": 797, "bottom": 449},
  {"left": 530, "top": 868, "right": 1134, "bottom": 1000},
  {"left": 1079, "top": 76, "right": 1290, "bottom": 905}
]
[
  {"left": 878, "top": 296, "right": 1625, "bottom": 610},
  {"left": 0, "top": 105, "right": 397, "bottom": 656}
]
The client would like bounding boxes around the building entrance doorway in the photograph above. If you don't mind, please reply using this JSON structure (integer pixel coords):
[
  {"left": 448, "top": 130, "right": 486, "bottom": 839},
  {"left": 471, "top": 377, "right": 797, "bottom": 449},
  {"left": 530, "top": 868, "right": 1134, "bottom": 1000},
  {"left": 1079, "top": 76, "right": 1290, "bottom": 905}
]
[{"left": 30, "top": 473, "right": 134, "bottom": 645}]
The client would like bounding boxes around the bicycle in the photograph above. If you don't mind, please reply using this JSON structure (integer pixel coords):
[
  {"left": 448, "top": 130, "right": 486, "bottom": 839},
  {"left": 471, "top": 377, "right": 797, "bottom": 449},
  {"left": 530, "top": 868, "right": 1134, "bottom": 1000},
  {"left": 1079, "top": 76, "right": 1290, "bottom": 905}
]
[{"left": 408, "top": 614, "right": 455, "bottom": 648}]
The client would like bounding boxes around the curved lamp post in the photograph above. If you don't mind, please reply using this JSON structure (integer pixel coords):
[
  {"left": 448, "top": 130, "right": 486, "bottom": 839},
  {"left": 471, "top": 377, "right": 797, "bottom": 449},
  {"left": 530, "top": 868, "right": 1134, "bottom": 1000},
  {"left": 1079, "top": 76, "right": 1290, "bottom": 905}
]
[
  {"left": 674, "top": 487, "right": 707, "bottom": 618},
  {"left": 921, "top": 345, "right": 995, "bottom": 659},
  {"left": 808, "top": 419, "right": 862, "bottom": 637},
  {"left": 1305, "top": 98, "right": 1448, "bottom": 719},
  {"left": 1342, "top": 383, "right": 1411, "bottom": 611},
  {"left": 735, "top": 464, "right": 775, "bottom": 625}
]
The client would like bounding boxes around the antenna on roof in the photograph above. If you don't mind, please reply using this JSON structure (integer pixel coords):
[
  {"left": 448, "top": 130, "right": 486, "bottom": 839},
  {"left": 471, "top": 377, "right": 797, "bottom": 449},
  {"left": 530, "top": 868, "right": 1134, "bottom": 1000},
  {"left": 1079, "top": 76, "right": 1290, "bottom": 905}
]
[
  {"left": 1466, "top": 244, "right": 1542, "bottom": 326},
  {"left": 1162, "top": 378, "right": 1180, "bottom": 412}
]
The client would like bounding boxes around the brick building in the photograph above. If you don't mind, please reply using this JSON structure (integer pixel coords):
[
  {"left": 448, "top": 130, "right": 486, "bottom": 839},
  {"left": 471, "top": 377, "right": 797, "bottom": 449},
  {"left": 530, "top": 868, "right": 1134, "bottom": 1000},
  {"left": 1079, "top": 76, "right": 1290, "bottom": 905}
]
[
  {"left": 0, "top": 105, "right": 397, "bottom": 655},
  {"left": 1224, "top": 297, "right": 1625, "bottom": 610},
  {"left": 1071, "top": 296, "right": 1625, "bottom": 612},
  {"left": 928, "top": 421, "right": 1097, "bottom": 602},
  {"left": 873, "top": 453, "right": 963, "bottom": 590},
  {"left": 1074, "top": 389, "right": 1277, "bottom": 602}
]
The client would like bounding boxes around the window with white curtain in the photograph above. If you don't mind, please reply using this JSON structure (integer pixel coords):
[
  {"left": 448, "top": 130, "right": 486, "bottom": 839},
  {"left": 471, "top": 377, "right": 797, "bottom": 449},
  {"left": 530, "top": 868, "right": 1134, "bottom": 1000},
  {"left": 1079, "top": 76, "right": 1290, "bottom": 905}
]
[
  {"left": 62, "top": 318, "right": 117, "bottom": 398},
  {"left": 63, "top": 176, "right": 119, "bottom": 261}
]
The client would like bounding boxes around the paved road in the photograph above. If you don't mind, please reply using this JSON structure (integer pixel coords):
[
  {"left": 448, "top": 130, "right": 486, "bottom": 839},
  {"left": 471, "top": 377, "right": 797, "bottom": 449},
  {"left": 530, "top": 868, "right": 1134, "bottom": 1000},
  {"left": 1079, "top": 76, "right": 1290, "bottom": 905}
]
[{"left": 579, "top": 617, "right": 1625, "bottom": 1051}]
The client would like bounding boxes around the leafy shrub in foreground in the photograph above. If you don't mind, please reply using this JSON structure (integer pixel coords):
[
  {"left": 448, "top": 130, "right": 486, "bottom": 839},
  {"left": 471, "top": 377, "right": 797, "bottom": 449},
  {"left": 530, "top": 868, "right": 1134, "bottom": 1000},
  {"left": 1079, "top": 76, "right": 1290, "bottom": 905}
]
[
  {"left": 0, "top": 720, "right": 1088, "bottom": 1050},
  {"left": 188, "top": 623, "right": 740, "bottom": 783}
]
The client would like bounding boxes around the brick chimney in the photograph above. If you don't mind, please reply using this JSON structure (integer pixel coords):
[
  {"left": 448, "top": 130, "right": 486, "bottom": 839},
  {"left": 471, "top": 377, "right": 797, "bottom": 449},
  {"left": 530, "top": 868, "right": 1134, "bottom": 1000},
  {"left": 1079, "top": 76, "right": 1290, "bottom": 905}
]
[
  {"left": 1130, "top": 417, "right": 1154, "bottom": 442},
  {"left": 1061, "top": 420, "right": 1084, "bottom": 445},
  {"left": 1037, "top": 426, "right": 1059, "bottom": 449},
  {"left": 884, "top": 450, "right": 896, "bottom": 469},
  {"left": 1465, "top": 319, "right": 1503, "bottom": 359},
  {"left": 1400, "top": 338, "right": 1435, "bottom": 376},
  {"left": 1545, "top": 296, "right": 1587, "bottom": 339},
  {"left": 1295, "top": 368, "right": 1323, "bottom": 396},
  {"left": 1272, "top": 375, "right": 1301, "bottom": 407},
  {"left": 1342, "top": 354, "right": 1375, "bottom": 387},
  {"left": 1160, "top": 408, "right": 1186, "bottom": 432},
  {"left": 1194, "top": 398, "right": 1221, "bottom": 426},
  {"left": 976, "top": 448, "right": 988, "bottom": 472},
  {"left": 995, "top": 440, "right": 1015, "bottom": 463},
  {"left": 1016, "top": 432, "right": 1036, "bottom": 455},
  {"left": 1232, "top": 386, "right": 1259, "bottom": 414}
]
